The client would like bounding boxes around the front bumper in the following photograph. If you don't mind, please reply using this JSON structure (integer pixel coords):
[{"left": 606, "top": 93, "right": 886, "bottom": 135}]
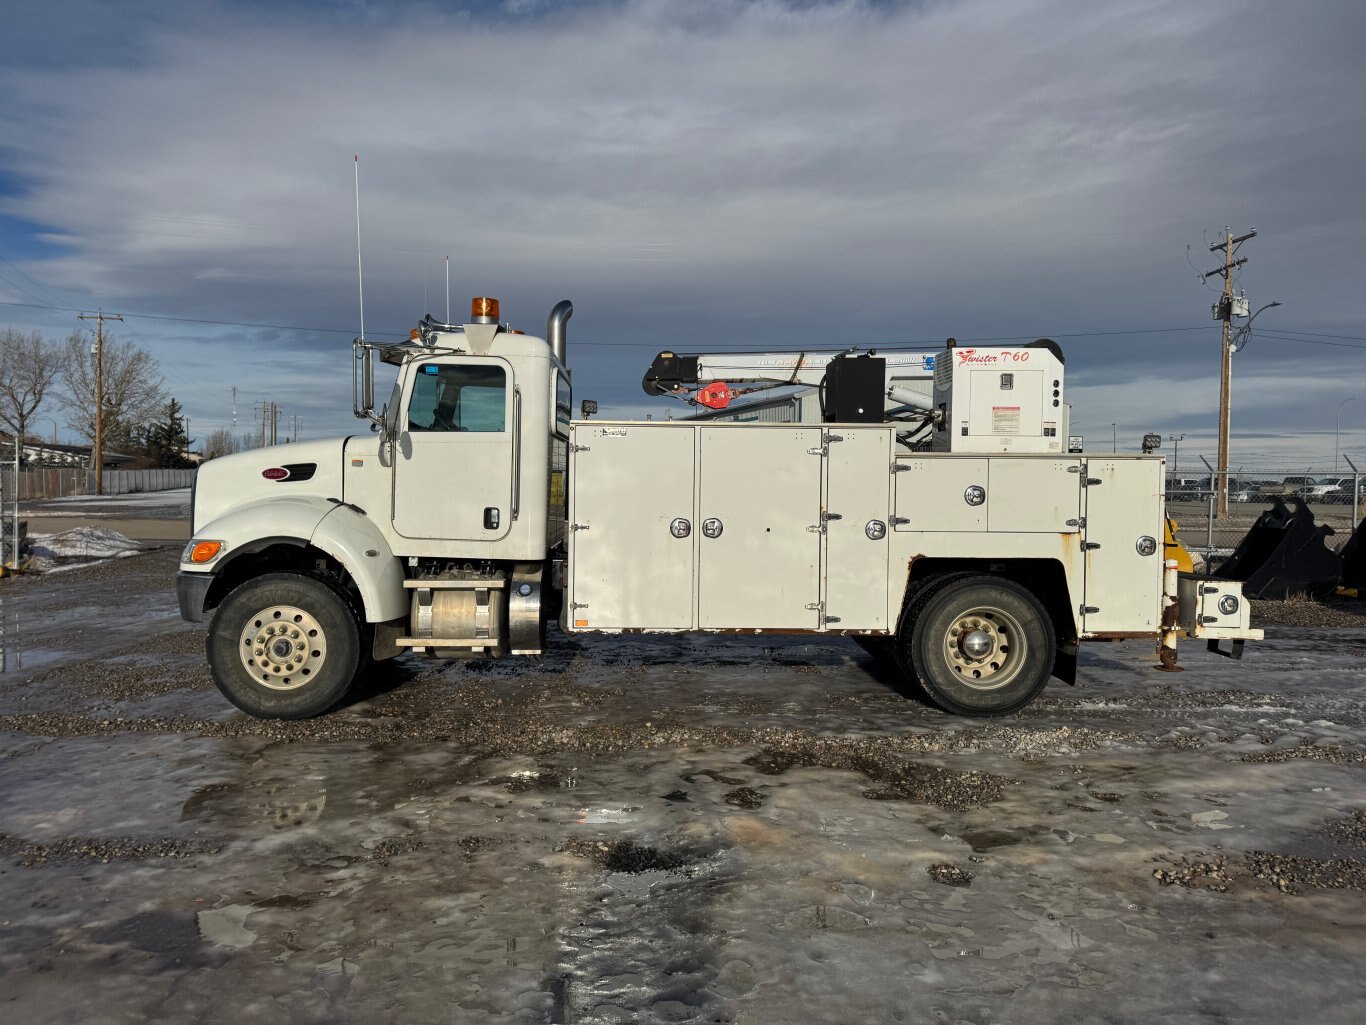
[{"left": 177, "top": 571, "right": 214, "bottom": 623}]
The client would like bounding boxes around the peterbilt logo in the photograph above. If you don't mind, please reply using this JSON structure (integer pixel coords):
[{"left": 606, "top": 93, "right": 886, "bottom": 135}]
[{"left": 262, "top": 467, "right": 290, "bottom": 480}]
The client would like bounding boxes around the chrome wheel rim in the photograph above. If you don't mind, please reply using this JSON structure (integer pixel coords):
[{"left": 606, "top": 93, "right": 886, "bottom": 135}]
[
  {"left": 941, "top": 604, "right": 1026, "bottom": 691},
  {"left": 238, "top": 604, "right": 326, "bottom": 691}
]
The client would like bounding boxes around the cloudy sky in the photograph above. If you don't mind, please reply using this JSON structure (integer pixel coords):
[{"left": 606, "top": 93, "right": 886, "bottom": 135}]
[{"left": 2, "top": 0, "right": 1364, "bottom": 469}]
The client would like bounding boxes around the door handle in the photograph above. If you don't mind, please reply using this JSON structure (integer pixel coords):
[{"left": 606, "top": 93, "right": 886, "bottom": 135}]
[{"left": 702, "top": 518, "right": 723, "bottom": 539}]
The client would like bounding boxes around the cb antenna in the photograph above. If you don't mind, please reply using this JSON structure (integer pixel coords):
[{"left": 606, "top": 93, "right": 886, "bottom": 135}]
[{"left": 354, "top": 155, "right": 365, "bottom": 342}]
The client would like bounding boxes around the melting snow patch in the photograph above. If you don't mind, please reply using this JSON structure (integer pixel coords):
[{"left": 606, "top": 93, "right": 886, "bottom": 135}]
[{"left": 26, "top": 527, "right": 142, "bottom": 572}]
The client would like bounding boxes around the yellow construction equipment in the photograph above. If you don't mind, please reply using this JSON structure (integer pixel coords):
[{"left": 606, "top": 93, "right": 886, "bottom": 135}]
[{"left": 1165, "top": 515, "right": 1194, "bottom": 574}]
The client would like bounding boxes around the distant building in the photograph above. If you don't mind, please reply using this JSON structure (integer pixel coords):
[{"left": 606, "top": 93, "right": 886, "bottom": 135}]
[{"left": 0, "top": 433, "right": 136, "bottom": 470}]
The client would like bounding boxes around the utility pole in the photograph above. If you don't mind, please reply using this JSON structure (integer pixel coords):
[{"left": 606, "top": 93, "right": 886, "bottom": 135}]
[
  {"left": 78, "top": 308, "right": 123, "bottom": 496},
  {"left": 1202, "top": 227, "right": 1256, "bottom": 518},
  {"left": 231, "top": 386, "right": 238, "bottom": 432},
  {"left": 269, "top": 402, "right": 280, "bottom": 446}
]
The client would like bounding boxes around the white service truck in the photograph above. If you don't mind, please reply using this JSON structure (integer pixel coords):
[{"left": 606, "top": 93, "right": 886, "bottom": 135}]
[{"left": 178, "top": 298, "right": 1262, "bottom": 720}]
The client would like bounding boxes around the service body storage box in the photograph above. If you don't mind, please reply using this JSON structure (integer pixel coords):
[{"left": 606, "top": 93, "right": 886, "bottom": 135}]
[{"left": 566, "top": 421, "right": 1168, "bottom": 641}]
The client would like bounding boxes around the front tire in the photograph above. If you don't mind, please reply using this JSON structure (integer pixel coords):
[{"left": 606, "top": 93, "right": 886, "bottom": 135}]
[
  {"left": 903, "top": 576, "right": 1054, "bottom": 717},
  {"left": 207, "top": 573, "right": 362, "bottom": 719}
]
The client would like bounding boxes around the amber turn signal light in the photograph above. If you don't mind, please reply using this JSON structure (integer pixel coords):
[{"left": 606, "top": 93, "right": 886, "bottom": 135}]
[{"left": 188, "top": 540, "right": 223, "bottom": 564}]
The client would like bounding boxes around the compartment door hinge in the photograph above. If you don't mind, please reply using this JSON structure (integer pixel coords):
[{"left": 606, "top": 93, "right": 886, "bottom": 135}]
[{"left": 804, "top": 601, "right": 838, "bottom": 628}]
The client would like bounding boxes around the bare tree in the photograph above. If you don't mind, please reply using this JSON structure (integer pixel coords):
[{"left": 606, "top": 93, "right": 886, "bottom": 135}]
[
  {"left": 0, "top": 328, "right": 64, "bottom": 444},
  {"left": 61, "top": 330, "right": 167, "bottom": 454},
  {"left": 201, "top": 427, "right": 240, "bottom": 460}
]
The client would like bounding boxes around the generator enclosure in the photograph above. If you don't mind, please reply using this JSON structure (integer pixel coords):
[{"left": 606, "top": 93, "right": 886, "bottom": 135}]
[{"left": 932, "top": 342, "right": 1067, "bottom": 453}]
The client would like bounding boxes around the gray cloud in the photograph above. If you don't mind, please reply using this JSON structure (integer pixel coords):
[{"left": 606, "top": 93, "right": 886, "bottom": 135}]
[{"left": 0, "top": 0, "right": 1363, "bottom": 465}]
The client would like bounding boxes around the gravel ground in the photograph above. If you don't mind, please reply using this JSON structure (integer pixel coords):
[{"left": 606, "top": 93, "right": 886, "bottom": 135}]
[{"left": 2, "top": 549, "right": 1366, "bottom": 1024}]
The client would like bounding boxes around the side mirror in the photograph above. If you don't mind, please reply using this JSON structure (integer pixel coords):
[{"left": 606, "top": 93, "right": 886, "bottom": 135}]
[{"left": 580, "top": 399, "right": 598, "bottom": 418}]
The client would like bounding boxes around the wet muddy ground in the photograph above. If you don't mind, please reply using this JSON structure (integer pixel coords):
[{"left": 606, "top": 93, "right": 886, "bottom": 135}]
[{"left": 2, "top": 548, "right": 1366, "bottom": 1024}]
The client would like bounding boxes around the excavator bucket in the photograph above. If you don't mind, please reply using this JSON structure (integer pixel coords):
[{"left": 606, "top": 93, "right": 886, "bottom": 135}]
[
  {"left": 1216, "top": 498, "right": 1342, "bottom": 600},
  {"left": 1340, "top": 515, "right": 1366, "bottom": 592}
]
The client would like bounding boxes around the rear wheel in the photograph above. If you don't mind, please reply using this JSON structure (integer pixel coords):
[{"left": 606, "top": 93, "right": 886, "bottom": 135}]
[
  {"left": 902, "top": 576, "right": 1054, "bottom": 717},
  {"left": 207, "top": 573, "right": 362, "bottom": 719}
]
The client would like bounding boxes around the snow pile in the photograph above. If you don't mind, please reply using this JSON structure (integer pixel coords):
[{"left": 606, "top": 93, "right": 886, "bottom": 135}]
[{"left": 26, "top": 527, "right": 143, "bottom": 572}]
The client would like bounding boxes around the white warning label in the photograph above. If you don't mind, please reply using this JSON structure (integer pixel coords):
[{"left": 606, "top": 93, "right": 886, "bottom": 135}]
[{"left": 992, "top": 406, "right": 1022, "bottom": 434}]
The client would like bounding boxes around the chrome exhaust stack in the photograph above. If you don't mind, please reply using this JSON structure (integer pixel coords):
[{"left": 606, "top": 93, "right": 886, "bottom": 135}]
[{"left": 547, "top": 300, "right": 573, "bottom": 366}]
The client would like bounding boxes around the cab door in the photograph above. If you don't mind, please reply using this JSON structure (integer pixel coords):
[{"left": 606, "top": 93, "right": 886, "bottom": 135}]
[{"left": 393, "top": 359, "right": 515, "bottom": 541}]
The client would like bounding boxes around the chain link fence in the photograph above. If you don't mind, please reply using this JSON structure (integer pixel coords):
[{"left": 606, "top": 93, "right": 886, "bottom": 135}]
[
  {"left": 14, "top": 467, "right": 196, "bottom": 500},
  {"left": 1166, "top": 466, "right": 1363, "bottom": 566},
  {"left": 1, "top": 440, "right": 19, "bottom": 570}
]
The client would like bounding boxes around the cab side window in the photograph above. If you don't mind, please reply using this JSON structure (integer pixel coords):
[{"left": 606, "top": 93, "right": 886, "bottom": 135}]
[{"left": 408, "top": 364, "right": 507, "bottom": 433}]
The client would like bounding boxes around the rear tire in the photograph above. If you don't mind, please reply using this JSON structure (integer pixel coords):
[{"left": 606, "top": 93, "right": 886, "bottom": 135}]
[
  {"left": 207, "top": 573, "right": 362, "bottom": 719},
  {"left": 902, "top": 576, "right": 1054, "bottom": 717}
]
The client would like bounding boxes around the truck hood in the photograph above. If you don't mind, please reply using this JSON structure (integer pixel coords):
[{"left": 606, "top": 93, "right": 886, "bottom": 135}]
[{"left": 193, "top": 438, "right": 347, "bottom": 532}]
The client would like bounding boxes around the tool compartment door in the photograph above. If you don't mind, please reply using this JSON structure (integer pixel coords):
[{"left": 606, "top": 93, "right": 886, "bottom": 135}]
[
  {"left": 568, "top": 424, "right": 696, "bottom": 630},
  {"left": 698, "top": 426, "right": 823, "bottom": 629},
  {"left": 1082, "top": 458, "right": 1164, "bottom": 633},
  {"left": 824, "top": 428, "right": 892, "bottom": 630}
]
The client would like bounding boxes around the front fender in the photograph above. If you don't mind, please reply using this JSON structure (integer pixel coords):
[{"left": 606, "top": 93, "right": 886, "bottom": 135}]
[
  {"left": 182, "top": 495, "right": 334, "bottom": 570},
  {"left": 309, "top": 504, "right": 407, "bottom": 623},
  {"left": 181, "top": 496, "right": 406, "bottom": 624}
]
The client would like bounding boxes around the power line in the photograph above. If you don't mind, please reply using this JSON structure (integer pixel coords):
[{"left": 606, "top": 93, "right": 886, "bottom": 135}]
[
  {"left": 5, "top": 294, "right": 1365, "bottom": 353},
  {"left": 0, "top": 298, "right": 361, "bottom": 335},
  {"left": 1257, "top": 330, "right": 1366, "bottom": 352},
  {"left": 0, "top": 254, "right": 73, "bottom": 307}
]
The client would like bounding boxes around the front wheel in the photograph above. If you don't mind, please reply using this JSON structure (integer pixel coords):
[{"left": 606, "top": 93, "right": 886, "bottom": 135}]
[
  {"left": 207, "top": 573, "right": 362, "bottom": 719},
  {"left": 903, "top": 576, "right": 1054, "bottom": 717}
]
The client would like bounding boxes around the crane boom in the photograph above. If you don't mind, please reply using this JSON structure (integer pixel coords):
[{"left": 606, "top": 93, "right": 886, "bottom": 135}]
[{"left": 642, "top": 347, "right": 935, "bottom": 397}]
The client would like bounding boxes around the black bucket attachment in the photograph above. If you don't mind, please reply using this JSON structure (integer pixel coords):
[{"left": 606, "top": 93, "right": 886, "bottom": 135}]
[
  {"left": 1341, "top": 515, "right": 1366, "bottom": 591},
  {"left": 1216, "top": 498, "right": 1342, "bottom": 600}
]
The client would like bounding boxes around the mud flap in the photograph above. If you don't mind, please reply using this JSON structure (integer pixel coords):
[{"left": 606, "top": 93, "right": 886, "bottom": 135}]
[
  {"left": 1206, "top": 638, "right": 1246, "bottom": 660},
  {"left": 1216, "top": 498, "right": 1342, "bottom": 600},
  {"left": 1052, "top": 645, "right": 1077, "bottom": 685}
]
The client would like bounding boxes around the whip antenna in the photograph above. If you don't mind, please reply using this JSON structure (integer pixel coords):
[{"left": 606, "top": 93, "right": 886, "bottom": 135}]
[
  {"left": 445, "top": 255, "right": 450, "bottom": 323},
  {"left": 354, "top": 155, "right": 365, "bottom": 341}
]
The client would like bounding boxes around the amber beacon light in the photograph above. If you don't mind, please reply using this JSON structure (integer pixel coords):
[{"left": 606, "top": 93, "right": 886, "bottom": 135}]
[{"left": 471, "top": 296, "right": 500, "bottom": 321}]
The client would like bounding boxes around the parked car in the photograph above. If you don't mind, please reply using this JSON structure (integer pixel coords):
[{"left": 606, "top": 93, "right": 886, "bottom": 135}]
[
  {"left": 1318, "top": 477, "right": 1363, "bottom": 504},
  {"left": 1166, "top": 477, "right": 1211, "bottom": 502},
  {"left": 1228, "top": 480, "right": 1260, "bottom": 503},
  {"left": 1264, "top": 476, "right": 1339, "bottom": 501}
]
